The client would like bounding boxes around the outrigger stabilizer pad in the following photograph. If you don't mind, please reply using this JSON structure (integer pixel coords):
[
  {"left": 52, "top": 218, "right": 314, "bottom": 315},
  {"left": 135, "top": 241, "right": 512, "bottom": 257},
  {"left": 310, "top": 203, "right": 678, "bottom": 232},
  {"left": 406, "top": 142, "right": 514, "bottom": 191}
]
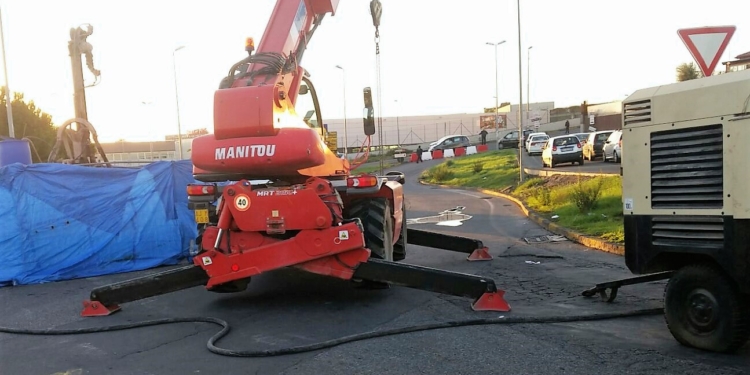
[
  {"left": 467, "top": 247, "right": 493, "bottom": 262},
  {"left": 81, "top": 300, "right": 121, "bottom": 317},
  {"left": 471, "top": 291, "right": 511, "bottom": 312}
]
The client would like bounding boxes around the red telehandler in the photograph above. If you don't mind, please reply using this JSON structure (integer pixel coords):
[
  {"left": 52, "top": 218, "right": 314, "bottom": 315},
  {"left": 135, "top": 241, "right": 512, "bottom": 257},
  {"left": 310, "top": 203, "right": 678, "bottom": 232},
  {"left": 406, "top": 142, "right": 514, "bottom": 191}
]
[{"left": 80, "top": 0, "right": 510, "bottom": 316}]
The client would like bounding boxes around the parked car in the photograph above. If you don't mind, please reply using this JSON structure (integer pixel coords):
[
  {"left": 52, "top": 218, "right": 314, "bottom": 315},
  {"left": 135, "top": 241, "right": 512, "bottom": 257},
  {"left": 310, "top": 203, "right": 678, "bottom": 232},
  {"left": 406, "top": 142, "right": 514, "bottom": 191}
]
[
  {"left": 428, "top": 135, "right": 471, "bottom": 152},
  {"left": 497, "top": 129, "right": 533, "bottom": 149},
  {"left": 526, "top": 134, "right": 549, "bottom": 155},
  {"left": 525, "top": 132, "right": 547, "bottom": 150},
  {"left": 602, "top": 130, "right": 622, "bottom": 163},
  {"left": 573, "top": 133, "right": 589, "bottom": 145},
  {"left": 583, "top": 130, "right": 614, "bottom": 161},
  {"left": 541, "top": 135, "right": 584, "bottom": 167}
]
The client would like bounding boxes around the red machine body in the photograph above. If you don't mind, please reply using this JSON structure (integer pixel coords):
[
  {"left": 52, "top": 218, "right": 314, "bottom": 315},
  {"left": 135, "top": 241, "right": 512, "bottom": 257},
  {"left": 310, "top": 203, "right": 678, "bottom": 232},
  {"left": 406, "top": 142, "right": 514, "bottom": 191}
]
[{"left": 186, "top": 0, "right": 405, "bottom": 290}]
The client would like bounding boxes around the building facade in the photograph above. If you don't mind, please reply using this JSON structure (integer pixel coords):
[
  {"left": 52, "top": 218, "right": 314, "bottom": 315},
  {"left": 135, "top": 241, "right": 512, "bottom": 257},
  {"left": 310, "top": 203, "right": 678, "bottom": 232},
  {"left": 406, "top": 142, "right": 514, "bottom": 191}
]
[{"left": 723, "top": 51, "right": 750, "bottom": 73}]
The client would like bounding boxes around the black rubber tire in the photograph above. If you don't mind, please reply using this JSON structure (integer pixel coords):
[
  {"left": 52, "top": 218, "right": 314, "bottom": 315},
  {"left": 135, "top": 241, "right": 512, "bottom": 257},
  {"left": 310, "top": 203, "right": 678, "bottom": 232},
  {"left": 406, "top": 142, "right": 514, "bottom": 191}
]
[
  {"left": 393, "top": 200, "right": 407, "bottom": 261},
  {"left": 347, "top": 198, "right": 394, "bottom": 261},
  {"left": 614, "top": 151, "right": 620, "bottom": 163},
  {"left": 664, "top": 264, "right": 750, "bottom": 353},
  {"left": 579, "top": 157, "right": 585, "bottom": 166}
]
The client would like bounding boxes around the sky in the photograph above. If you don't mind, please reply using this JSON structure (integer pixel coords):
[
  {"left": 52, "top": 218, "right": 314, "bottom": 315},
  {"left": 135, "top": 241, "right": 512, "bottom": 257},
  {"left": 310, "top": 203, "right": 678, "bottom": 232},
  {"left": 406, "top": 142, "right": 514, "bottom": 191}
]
[{"left": 1, "top": 0, "right": 749, "bottom": 143}]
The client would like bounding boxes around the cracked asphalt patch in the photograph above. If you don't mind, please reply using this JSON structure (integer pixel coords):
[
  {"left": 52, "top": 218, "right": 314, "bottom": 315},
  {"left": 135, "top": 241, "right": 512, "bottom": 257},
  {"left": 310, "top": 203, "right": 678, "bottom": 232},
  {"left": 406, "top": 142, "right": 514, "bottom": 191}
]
[{"left": 0, "top": 159, "right": 747, "bottom": 374}]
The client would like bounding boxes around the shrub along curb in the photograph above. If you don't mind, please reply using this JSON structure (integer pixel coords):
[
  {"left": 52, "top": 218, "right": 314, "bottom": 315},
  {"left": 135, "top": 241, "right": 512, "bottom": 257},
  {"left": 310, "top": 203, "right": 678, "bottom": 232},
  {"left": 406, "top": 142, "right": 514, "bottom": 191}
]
[{"left": 418, "top": 179, "right": 625, "bottom": 256}]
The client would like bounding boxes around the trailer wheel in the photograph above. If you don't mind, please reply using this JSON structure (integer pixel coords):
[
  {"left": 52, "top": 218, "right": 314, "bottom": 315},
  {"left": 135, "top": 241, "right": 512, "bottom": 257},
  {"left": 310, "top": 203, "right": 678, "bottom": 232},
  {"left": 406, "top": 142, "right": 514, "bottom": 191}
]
[
  {"left": 348, "top": 198, "right": 394, "bottom": 261},
  {"left": 393, "top": 200, "right": 407, "bottom": 261},
  {"left": 664, "top": 264, "right": 750, "bottom": 353}
]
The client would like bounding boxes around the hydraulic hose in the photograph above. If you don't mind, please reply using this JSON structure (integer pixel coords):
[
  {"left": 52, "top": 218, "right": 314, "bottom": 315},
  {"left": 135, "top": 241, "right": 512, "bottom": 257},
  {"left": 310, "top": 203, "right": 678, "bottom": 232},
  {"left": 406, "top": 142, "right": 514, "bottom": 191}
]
[{"left": 0, "top": 308, "right": 663, "bottom": 358}]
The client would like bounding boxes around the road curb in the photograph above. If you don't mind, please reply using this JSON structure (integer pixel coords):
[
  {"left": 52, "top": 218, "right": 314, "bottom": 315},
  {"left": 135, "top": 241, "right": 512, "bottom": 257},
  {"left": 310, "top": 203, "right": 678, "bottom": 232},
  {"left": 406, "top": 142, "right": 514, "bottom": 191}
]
[
  {"left": 523, "top": 167, "right": 617, "bottom": 177},
  {"left": 417, "top": 179, "right": 625, "bottom": 256}
]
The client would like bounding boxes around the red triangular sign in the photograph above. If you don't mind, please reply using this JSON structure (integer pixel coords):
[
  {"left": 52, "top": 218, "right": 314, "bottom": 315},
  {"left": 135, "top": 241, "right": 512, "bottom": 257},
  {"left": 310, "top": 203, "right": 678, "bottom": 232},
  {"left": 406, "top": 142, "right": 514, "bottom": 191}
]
[{"left": 677, "top": 26, "right": 736, "bottom": 77}]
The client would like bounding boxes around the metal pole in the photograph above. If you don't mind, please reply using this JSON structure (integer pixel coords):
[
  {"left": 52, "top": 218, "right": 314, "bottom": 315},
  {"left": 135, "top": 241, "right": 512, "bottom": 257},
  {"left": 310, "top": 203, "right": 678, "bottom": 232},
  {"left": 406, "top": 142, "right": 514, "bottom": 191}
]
[
  {"left": 527, "top": 46, "right": 532, "bottom": 120},
  {"left": 486, "top": 41, "right": 506, "bottom": 143},
  {"left": 336, "top": 65, "right": 348, "bottom": 157},
  {"left": 173, "top": 46, "right": 185, "bottom": 160},
  {"left": 0, "top": 6, "right": 13, "bottom": 138},
  {"left": 516, "top": 0, "right": 524, "bottom": 183},
  {"left": 493, "top": 45, "right": 498, "bottom": 142}
]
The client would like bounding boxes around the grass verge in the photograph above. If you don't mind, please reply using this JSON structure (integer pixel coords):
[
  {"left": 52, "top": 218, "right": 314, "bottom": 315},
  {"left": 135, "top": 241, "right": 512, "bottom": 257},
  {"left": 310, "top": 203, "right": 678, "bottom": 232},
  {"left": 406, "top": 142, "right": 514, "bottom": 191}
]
[
  {"left": 421, "top": 151, "right": 624, "bottom": 244},
  {"left": 419, "top": 150, "right": 520, "bottom": 189}
]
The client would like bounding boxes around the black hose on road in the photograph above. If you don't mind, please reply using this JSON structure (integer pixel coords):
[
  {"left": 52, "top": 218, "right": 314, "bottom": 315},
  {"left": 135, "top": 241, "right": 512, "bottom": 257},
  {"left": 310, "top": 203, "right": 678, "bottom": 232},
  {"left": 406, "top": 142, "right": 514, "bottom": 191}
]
[{"left": 0, "top": 308, "right": 663, "bottom": 357}]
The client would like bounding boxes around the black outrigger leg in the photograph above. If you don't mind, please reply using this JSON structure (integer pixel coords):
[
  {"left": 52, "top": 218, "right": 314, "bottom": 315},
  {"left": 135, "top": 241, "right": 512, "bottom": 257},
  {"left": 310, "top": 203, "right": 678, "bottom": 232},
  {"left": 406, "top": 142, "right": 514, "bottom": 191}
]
[
  {"left": 581, "top": 271, "right": 674, "bottom": 302},
  {"left": 81, "top": 265, "right": 210, "bottom": 316},
  {"left": 353, "top": 258, "right": 510, "bottom": 311},
  {"left": 406, "top": 228, "right": 492, "bottom": 261}
]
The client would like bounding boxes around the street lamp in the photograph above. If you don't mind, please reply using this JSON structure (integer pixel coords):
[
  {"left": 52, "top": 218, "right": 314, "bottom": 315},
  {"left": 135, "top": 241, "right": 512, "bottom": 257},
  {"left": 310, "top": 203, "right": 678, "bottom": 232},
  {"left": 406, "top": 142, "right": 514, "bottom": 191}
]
[
  {"left": 516, "top": 0, "right": 525, "bottom": 183},
  {"left": 335, "top": 65, "right": 348, "bottom": 158},
  {"left": 0, "top": 6, "right": 13, "bottom": 138},
  {"left": 486, "top": 40, "right": 506, "bottom": 142},
  {"left": 173, "top": 45, "right": 185, "bottom": 160},
  {"left": 527, "top": 46, "right": 532, "bottom": 120}
]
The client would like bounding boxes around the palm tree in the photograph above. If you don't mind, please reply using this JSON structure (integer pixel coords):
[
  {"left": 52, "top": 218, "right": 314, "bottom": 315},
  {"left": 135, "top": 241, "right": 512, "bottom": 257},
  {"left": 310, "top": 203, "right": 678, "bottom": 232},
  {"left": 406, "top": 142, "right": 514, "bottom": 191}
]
[{"left": 676, "top": 62, "right": 703, "bottom": 82}]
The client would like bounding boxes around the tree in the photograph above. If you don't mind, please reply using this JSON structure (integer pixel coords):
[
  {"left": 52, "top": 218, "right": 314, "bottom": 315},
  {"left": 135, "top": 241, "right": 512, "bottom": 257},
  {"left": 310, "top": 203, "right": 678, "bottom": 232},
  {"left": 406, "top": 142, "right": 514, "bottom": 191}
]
[
  {"left": 676, "top": 62, "right": 703, "bottom": 82},
  {"left": 0, "top": 88, "right": 57, "bottom": 162}
]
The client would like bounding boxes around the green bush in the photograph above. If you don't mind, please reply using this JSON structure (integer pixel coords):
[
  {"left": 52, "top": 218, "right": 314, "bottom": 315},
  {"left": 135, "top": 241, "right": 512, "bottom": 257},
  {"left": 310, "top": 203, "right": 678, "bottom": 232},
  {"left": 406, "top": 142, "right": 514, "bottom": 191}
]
[
  {"left": 446, "top": 160, "right": 455, "bottom": 167},
  {"left": 534, "top": 186, "right": 552, "bottom": 206},
  {"left": 472, "top": 162, "right": 484, "bottom": 174},
  {"left": 431, "top": 164, "right": 454, "bottom": 182},
  {"left": 571, "top": 177, "right": 604, "bottom": 213}
]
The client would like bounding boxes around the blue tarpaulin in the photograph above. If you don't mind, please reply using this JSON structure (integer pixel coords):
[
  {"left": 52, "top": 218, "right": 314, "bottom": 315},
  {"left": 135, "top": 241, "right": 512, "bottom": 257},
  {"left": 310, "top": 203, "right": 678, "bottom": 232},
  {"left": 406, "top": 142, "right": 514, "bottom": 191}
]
[{"left": 0, "top": 160, "right": 198, "bottom": 286}]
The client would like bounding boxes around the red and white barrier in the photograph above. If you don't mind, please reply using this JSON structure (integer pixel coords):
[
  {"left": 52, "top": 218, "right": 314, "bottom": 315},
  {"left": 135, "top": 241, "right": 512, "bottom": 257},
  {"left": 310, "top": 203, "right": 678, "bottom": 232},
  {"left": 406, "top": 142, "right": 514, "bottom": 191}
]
[{"left": 408, "top": 144, "right": 490, "bottom": 163}]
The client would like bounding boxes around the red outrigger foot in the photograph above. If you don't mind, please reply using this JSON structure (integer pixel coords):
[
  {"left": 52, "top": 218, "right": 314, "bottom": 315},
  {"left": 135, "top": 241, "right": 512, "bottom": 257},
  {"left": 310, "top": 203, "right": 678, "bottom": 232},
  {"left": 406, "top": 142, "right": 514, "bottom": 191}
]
[
  {"left": 471, "top": 291, "right": 511, "bottom": 312},
  {"left": 467, "top": 247, "right": 492, "bottom": 261},
  {"left": 81, "top": 300, "right": 121, "bottom": 317}
]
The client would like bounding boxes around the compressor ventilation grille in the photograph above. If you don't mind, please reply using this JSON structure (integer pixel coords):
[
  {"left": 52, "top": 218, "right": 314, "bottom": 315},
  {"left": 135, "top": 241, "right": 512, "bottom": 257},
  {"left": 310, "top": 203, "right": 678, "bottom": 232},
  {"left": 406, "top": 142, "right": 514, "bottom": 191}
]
[
  {"left": 650, "top": 124, "right": 723, "bottom": 209},
  {"left": 623, "top": 99, "right": 651, "bottom": 126},
  {"left": 651, "top": 216, "right": 724, "bottom": 250}
]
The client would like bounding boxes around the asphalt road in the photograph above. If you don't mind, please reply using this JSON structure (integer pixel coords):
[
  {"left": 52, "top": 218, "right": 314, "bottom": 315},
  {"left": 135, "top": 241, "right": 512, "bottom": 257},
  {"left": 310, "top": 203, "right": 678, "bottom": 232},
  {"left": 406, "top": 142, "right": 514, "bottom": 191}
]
[{"left": 1, "top": 160, "right": 748, "bottom": 375}]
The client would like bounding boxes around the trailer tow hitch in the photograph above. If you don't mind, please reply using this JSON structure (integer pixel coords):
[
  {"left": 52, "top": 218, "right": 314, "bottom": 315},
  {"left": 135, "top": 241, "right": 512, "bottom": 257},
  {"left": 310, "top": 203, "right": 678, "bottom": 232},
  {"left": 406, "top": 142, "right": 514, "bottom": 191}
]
[{"left": 581, "top": 271, "right": 674, "bottom": 302}]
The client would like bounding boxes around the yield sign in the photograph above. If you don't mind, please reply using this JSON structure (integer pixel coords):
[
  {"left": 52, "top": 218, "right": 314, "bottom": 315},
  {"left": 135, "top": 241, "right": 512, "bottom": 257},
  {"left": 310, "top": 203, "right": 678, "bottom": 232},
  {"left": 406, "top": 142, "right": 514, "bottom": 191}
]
[{"left": 678, "top": 26, "right": 736, "bottom": 77}]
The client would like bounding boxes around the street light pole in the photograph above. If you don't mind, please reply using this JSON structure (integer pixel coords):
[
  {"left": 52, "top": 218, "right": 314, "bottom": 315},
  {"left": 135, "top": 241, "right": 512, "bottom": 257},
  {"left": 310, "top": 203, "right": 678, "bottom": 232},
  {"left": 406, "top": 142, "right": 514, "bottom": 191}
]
[
  {"left": 527, "top": 46, "right": 532, "bottom": 120},
  {"left": 516, "top": 0, "right": 525, "bottom": 183},
  {"left": 173, "top": 45, "right": 185, "bottom": 160},
  {"left": 0, "top": 6, "right": 13, "bottom": 138},
  {"left": 486, "top": 40, "right": 506, "bottom": 142},
  {"left": 335, "top": 65, "right": 348, "bottom": 158}
]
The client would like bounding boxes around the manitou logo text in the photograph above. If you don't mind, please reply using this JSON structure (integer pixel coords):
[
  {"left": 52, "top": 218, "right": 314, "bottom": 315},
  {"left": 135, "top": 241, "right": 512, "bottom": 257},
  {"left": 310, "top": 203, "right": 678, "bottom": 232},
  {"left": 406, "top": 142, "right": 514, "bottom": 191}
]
[{"left": 215, "top": 145, "right": 276, "bottom": 160}]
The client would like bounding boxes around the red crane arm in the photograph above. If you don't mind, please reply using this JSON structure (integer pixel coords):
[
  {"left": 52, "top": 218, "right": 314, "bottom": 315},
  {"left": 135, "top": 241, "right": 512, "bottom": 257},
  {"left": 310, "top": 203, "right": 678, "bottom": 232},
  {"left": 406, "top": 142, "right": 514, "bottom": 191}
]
[
  {"left": 213, "top": 0, "right": 338, "bottom": 141},
  {"left": 191, "top": 0, "right": 345, "bottom": 181}
]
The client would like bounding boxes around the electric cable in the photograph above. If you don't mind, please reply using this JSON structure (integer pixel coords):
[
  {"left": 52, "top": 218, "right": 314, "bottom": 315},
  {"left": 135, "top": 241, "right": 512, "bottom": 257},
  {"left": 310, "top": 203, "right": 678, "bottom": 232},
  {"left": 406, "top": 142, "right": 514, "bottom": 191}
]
[{"left": 0, "top": 307, "right": 663, "bottom": 358}]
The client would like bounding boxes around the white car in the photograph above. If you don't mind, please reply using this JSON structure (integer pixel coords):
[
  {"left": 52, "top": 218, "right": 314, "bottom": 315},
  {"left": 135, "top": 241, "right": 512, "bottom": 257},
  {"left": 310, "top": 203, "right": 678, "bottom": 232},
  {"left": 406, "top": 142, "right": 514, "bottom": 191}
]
[
  {"left": 602, "top": 130, "right": 622, "bottom": 163},
  {"left": 525, "top": 132, "right": 547, "bottom": 149},
  {"left": 526, "top": 134, "right": 549, "bottom": 155},
  {"left": 541, "top": 135, "right": 584, "bottom": 168}
]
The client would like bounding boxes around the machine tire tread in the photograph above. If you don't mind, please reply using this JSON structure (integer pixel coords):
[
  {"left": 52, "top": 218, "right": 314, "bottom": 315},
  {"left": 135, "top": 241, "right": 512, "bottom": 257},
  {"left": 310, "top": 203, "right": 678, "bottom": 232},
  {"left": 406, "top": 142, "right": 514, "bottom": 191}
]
[
  {"left": 664, "top": 263, "right": 750, "bottom": 353},
  {"left": 348, "top": 198, "right": 394, "bottom": 261}
]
